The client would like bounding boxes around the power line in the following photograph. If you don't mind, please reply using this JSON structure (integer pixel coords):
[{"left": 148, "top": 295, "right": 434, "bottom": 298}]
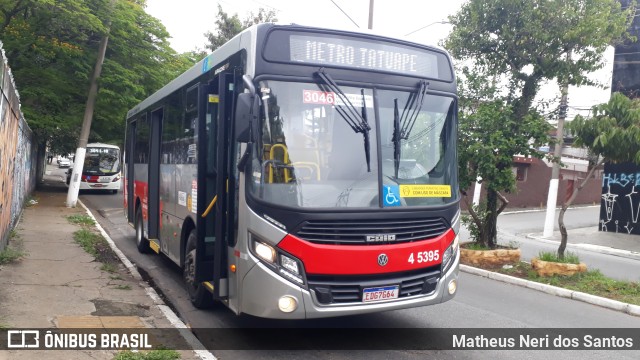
[
  {"left": 329, "top": 0, "right": 360, "bottom": 28},
  {"left": 405, "top": 21, "right": 450, "bottom": 36}
]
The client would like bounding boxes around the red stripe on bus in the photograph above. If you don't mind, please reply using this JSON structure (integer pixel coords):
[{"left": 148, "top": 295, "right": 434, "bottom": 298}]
[{"left": 278, "top": 229, "right": 455, "bottom": 275}]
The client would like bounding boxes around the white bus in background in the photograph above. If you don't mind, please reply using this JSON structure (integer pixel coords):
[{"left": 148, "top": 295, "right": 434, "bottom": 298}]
[{"left": 67, "top": 143, "right": 122, "bottom": 194}]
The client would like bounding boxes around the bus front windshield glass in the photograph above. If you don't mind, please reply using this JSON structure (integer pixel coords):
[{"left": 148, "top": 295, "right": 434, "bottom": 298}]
[
  {"left": 248, "top": 80, "right": 456, "bottom": 208},
  {"left": 84, "top": 147, "right": 121, "bottom": 176}
]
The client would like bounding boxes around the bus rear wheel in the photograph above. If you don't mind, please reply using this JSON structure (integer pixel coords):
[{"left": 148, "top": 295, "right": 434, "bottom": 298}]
[
  {"left": 184, "top": 230, "right": 213, "bottom": 308},
  {"left": 135, "top": 207, "right": 150, "bottom": 253}
]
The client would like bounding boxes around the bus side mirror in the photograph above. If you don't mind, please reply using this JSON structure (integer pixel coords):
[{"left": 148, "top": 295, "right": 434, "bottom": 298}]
[{"left": 235, "top": 92, "right": 258, "bottom": 143}]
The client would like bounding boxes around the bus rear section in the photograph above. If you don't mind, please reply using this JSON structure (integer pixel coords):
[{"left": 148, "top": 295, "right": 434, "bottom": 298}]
[{"left": 123, "top": 23, "right": 459, "bottom": 319}]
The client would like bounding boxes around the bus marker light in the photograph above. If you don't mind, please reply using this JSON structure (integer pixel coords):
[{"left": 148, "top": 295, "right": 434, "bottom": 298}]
[
  {"left": 448, "top": 280, "right": 457, "bottom": 295},
  {"left": 230, "top": 264, "right": 236, "bottom": 273},
  {"left": 278, "top": 296, "right": 298, "bottom": 313},
  {"left": 280, "top": 255, "right": 299, "bottom": 275}
]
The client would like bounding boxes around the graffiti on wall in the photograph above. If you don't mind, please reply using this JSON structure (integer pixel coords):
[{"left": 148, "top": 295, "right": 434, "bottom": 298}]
[
  {"left": 600, "top": 162, "right": 640, "bottom": 235},
  {"left": 0, "top": 41, "right": 36, "bottom": 251}
]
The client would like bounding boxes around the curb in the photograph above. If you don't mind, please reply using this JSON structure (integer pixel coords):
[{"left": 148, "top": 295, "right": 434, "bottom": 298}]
[
  {"left": 525, "top": 233, "right": 640, "bottom": 261},
  {"left": 79, "top": 200, "right": 216, "bottom": 360},
  {"left": 500, "top": 205, "right": 599, "bottom": 215},
  {"left": 460, "top": 264, "right": 640, "bottom": 317}
]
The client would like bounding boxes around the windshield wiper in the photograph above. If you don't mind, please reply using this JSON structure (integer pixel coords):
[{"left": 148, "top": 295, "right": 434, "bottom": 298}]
[
  {"left": 392, "top": 98, "right": 401, "bottom": 178},
  {"left": 315, "top": 68, "right": 372, "bottom": 172},
  {"left": 392, "top": 80, "right": 429, "bottom": 178}
]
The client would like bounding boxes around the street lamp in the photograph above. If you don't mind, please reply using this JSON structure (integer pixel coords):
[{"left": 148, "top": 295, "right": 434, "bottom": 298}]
[{"left": 405, "top": 21, "right": 451, "bottom": 36}]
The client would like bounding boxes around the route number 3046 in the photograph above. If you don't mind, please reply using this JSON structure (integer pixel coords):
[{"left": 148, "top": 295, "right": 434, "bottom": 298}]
[{"left": 408, "top": 250, "right": 440, "bottom": 264}]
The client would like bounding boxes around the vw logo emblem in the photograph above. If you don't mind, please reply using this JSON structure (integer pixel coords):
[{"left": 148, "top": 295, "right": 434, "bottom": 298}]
[{"left": 377, "top": 253, "right": 389, "bottom": 266}]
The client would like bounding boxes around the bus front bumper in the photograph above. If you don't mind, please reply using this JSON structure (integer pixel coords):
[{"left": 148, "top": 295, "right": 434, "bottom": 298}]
[
  {"left": 240, "top": 249, "right": 460, "bottom": 319},
  {"left": 79, "top": 180, "right": 121, "bottom": 191}
]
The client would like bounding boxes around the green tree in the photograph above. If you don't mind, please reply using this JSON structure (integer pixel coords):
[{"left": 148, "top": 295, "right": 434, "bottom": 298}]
[
  {"left": 204, "top": 4, "right": 277, "bottom": 52},
  {"left": 445, "top": 0, "right": 634, "bottom": 248},
  {"left": 561, "top": 93, "right": 640, "bottom": 257},
  {"left": 457, "top": 68, "right": 551, "bottom": 248},
  {"left": 0, "top": 0, "right": 191, "bottom": 153}
]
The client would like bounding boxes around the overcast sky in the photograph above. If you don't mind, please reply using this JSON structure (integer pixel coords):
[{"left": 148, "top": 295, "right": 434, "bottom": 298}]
[
  {"left": 145, "top": 0, "right": 461, "bottom": 52},
  {"left": 144, "top": 0, "right": 614, "bottom": 118}
]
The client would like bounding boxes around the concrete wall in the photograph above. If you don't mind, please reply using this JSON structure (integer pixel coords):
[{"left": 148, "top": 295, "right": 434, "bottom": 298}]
[
  {"left": 0, "top": 41, "right": 37, "bottom": 251},
  {"left": 462, "top": 157, "right": 602, "bottom": 210},
  {"left": 600, "top": 162, "right": 640, "bottom": 235}
]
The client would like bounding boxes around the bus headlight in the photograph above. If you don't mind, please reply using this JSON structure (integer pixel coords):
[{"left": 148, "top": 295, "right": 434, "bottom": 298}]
[
  {"left": 251, "top": 236, "right": 306, "bottom": 286},
  {"left": 442, "top": 235, "right": 459, "bottom": 271},
  {"left": 254, "top": 241, "right": 276, "bottom": 263}
]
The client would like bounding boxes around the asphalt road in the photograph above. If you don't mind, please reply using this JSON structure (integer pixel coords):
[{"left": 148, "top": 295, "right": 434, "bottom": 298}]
[{"left": 51, "top": 165, "right": 638, "bottom": 360}]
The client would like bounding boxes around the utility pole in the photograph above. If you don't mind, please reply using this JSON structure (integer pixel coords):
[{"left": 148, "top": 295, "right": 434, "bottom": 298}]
[
  {"left": 368, "top": 0, "right": 374, "bottom": 29},
  {"left": 66, "top": 0, "right": 116, "bottom": 207},
  {"left": 543, "top": 59, "right": 571, "bottom": 237}
]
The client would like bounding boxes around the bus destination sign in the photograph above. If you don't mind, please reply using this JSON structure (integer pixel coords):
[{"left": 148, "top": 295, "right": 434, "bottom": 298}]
[{"left": 289, "top": 35, "right": 439, "bottom": 78}]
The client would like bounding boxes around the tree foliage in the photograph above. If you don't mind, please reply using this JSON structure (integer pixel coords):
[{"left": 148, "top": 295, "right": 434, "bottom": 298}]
[
  {"left": 570, "top": 92, "right": 640, "bottom": 163},
  {"left": 0, "top": 0, "right": 193, "bottom": 155},
  {"left": 204, "top": 4, "right": 277, "bottom": 52},
  {"left": 446, "top": 0, "right": 633, "bottom": 248},
  {"left": 457, "top": 68, "right": 551, "bottom": 248},
  {"left": 446, "top": 0, "right": 633, "bottom": 120},
  {"left": 552, "top": 92, "right": 640, "bottom": 258}
]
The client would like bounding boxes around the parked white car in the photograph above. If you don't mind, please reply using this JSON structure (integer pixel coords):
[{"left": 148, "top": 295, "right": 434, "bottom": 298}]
[{"left": 58, "top": 158, "right": 71, "bottom": 168}]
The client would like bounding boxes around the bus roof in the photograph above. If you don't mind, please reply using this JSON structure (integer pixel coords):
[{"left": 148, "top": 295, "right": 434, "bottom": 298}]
[{"left": 87, "top": 143, "right": 119, "bottom": 149}]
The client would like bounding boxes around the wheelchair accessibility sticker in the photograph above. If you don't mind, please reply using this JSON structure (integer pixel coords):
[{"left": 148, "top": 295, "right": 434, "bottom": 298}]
[{"left": 383, "top": 185, "right": 401, "bottom": 207}]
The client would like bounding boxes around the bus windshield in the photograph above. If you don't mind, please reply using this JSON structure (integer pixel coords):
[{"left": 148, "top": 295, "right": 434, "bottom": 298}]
[
  {"left": 84, "top": 147, "right": 120, "bottom": 176},
  {"left": 248, "top": 80, "right": 457, "bottom": 209}
]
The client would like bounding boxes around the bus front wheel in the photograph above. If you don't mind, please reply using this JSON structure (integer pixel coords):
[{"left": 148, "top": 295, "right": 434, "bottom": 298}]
[
  {"left": 184, "top": 230, "right": 213, "bottom": 308},
  {"left": 135, "top": 207, "right": 150, "bottom": 253}
]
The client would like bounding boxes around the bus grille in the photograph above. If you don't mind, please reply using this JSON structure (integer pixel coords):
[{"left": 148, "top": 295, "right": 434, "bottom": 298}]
[
  {"left": 307, "top": 267, "right": 441, "bottom": 305},
  {"left": 294, "top": 217, "right": 448, "bottom": 245}
]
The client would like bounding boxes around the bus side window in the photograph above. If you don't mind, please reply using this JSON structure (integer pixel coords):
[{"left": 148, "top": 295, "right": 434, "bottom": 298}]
[{"left": 135, "top": 115, "right": 149, "bottom": 164}]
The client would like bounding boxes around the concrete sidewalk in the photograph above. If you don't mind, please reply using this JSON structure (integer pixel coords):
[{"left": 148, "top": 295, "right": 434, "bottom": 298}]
[
  {"left": 527, "top": 226, "right": 640, "bottom": 260},
  {"left": 0, "top": 174, "right": 200, "bottom": 359}
]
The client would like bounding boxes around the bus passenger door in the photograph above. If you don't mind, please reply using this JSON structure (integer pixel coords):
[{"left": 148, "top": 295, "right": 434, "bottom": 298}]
[
  {"left": 196, "top": 72, "right": 235, "bottom": 301},
  {"left": 148, "top": 108, "right": 163, "bottom": 242},
  {"left": 125, "top": 121, "right": 136, "bottom": 223}
]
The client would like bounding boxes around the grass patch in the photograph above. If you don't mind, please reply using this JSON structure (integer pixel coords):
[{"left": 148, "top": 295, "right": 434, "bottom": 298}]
[
  {"left": 73, "top": 229, "right": 120, "bottom": 265},
  {"left": 496, "top": 261, "right": 640, "bottom": 306},
  {"left": 101, "top": 263, "right": 118, "bottom": 273},
  {"left": 113, "top": 349, "right": 180, "bottom": 360},
  {"left": 537, "top": 251, "right": 580, "bottom": 264},
  {"left": 110, "top": 275, "right": 123, "bottom": 280},
  {"left": 0, "top": 231, "right": 25, "bottom": 265},
  {"left": 0, "top": 247, "right": 25, "bottom": 265},
  {"left": 67, "top": 214, "right": 95, "bottom": 226},
  {"left": 461, "top": 242, "right": 491, "bottom": 250},
  {"left": 73, "top": 229, "right": 105, "bottom": 257},
  {"left": 114, "top": 284, "right": 132, "bottom": 290}
]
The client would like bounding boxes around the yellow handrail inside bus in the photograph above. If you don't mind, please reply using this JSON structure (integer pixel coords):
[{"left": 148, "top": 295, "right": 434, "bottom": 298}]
[
  {"left": 201, "top": 195, "right": 217, "bottom": 218},
  {"left": 269, "top": 144, "right": 291, "bottom": 183}
]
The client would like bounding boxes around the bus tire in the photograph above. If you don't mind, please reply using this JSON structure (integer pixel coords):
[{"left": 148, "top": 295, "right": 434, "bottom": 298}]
[
  {"left": 135, "top": 207, "right": 150, "bottom": 253},
  {"left": 184, "top": 230, "right": 213, "bottom": 309}
]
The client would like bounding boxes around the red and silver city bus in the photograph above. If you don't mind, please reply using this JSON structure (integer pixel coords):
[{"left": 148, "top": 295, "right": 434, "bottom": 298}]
[
  {"left": 124, "top": 23, "right": 460, "bottom": 319},
  {"left": 67, "top": 143, "right": 122, "bottom": 194}
]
